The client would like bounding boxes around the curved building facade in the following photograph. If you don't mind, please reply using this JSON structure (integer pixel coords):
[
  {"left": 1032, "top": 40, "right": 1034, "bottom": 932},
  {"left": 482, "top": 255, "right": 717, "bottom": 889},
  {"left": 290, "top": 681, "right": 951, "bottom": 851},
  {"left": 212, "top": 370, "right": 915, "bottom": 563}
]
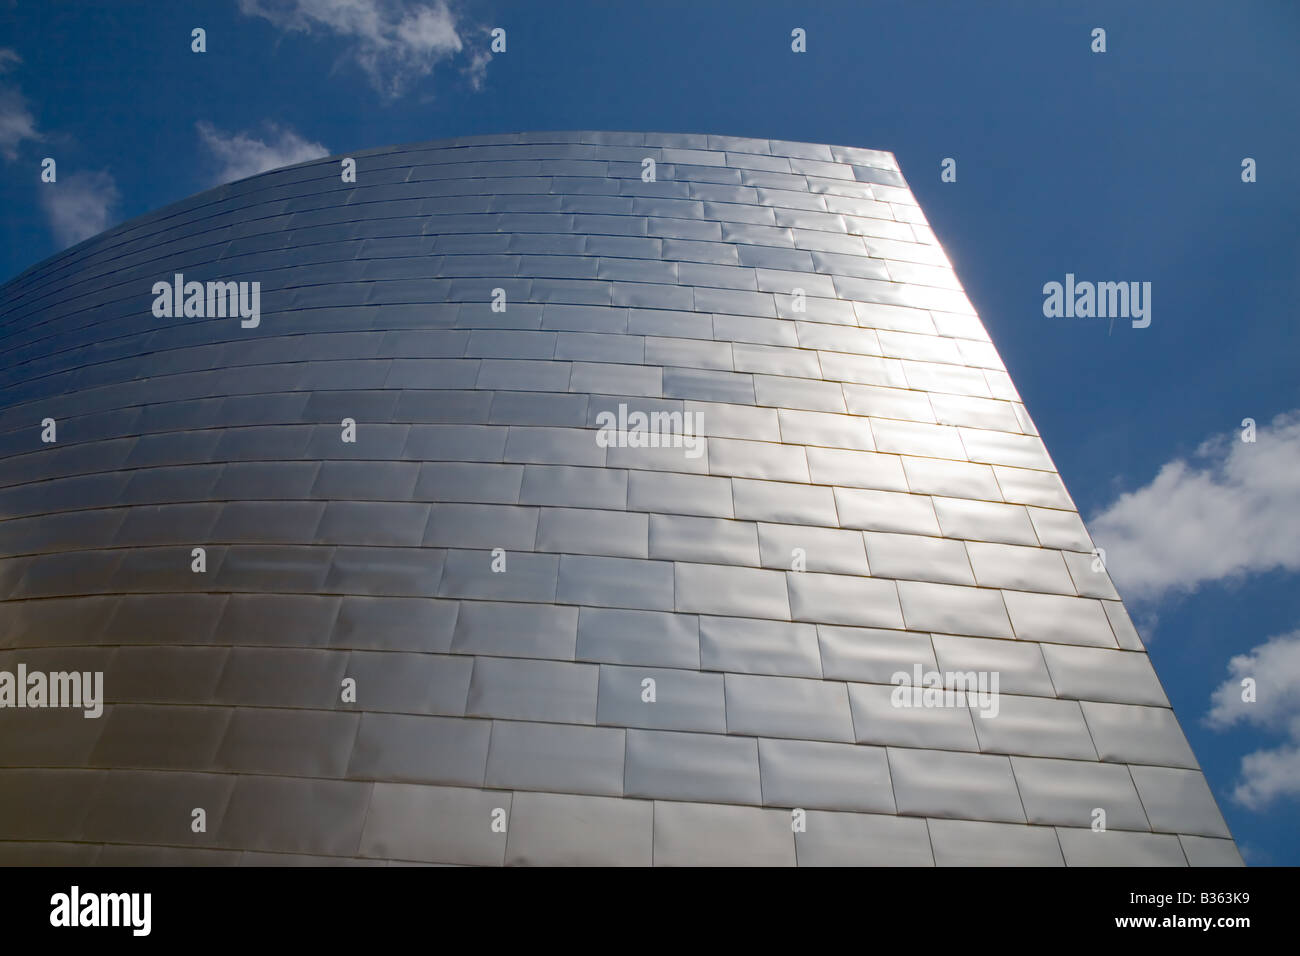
[{"left": 0, "top": 132, "right": 1239, "bottom": 865}]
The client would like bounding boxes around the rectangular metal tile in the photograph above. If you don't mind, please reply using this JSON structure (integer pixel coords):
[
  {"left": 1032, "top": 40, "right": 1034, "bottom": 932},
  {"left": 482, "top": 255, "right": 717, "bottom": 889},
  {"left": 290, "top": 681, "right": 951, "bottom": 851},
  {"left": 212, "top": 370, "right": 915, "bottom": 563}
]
[
  {"left": 847, "top": 681, "right": 979, "bottom": 751},
  {"left": 758, "top": 523, "right": 867, "bottom": 575},
  {"left": 1080, "top": 702, "right": 1199, "bottom": 769},
  {"left": 864, "top": 531, "right": 975, "bottom": 586},
  {"left": 359, "top": 783, "right": 508, "bottom": 865},
  {"left": 557, "top": 554, "right": 675, "bottom": 611},
  {"left": 725, "top": 673, "right": 855, "bottom": 742},
  {"left": 887, "top": 747, "right": 1024, "bottom": 823},
  {"left": 969, "top": 693, "right": 1097, "bottom": 760},
  {"left": 795, "top": 810, "right": 931, "bottom": 866},
  {"left": 597, "top": 664, "right": 725, "bottom": 733},
  {"left": 347, "top": 713, "right": 490, "bottom": 786},
  {"left": 505, "top": 791, "right": 652, "bottom": 866},
  {"left": 465, "top": 655, "right": 598, "bottom": 724},
  {"left": 928, "top": 818, "right": 1063, "bottom": 867},
  {"left": 485, "top": 720, "right": 625, "bottom": 796},
  {"left": 575, "top": 606, "right": 700, "bottom": 669},
  {"left": 1010, "top": 755, "right": 1149, "bottom": 831},
  {"left": 450, "top": 601, "right": 578, "bottom": 660},
  {"left": 625, "top": 730, "right": 760, "bottom": 805},
  {"left": 652, "top": 799, "right": 794, "bottom": 866},
  {"left": 674, "top": 561, "right": 790, "bottom": 618},
  {"left": 788, "top": 572, "right": 903, "bottom": 628},
  {"left": 649, "top": 513, "right": 759, "bottom": 566}
]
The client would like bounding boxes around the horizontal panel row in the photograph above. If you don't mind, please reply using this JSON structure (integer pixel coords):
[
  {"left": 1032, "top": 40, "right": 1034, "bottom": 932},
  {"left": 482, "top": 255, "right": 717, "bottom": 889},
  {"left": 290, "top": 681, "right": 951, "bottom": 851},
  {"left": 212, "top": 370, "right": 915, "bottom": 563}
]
[
  {"left": 3, "top": 179, "right": 924, "bottom": 321},
  {"left": 0, "top": 634, "right": 1186, "bottom": 762},
  {"left": 0, "top": 504, "right": 1115, "bottom": 601},
  {"left": 0, "top": 765, "right": 1235, "bottom": 861},
  {"left": 8, "top": 205, "right": 935, "bottom": 337},
  {"left": 0, "top": 486, "right": 1086, "bottom": 566},
  {"left": 0, "top": 592, "right": 1149, "bottom": 681},
  {"left": 7, "top": 270, "right": 996, "bottom": 389},
  {"left": 0, "top": 545, "right": 1121, "bottom": 639},
  {"left": 3, "top": 134, "right": 907, "bottom": 302},
  {"left": 4, "top": 263, "right": 976, "bottom": 373},
  {"left": 0, "top": 421, "right": 1055, "bottom": 496}
]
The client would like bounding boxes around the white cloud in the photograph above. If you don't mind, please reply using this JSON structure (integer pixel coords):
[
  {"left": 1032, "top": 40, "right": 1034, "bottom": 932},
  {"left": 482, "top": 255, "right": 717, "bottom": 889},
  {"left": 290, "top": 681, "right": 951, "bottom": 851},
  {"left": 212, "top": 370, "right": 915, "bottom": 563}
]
[
  {"left": 196, "top": 121, "right": 329, "bottom": 184},
  {"left": 0, "top": 88, "right": 37, "bottom": 161},
  {"left": 238, "top": 0, "right": 484, "bottom": 97},
  {"left": 1206, "top": 629, "right": 1300, "bottom": 809},
  {"left": 0, "top": 48, "right": 38, "bottom": 161},
  {"left": 1089, "top": 411, "right": 1300, "bottom": 603},
  {"left": 39, "top": 169, "right": 120, "bottom": 247},
  {"left": 462, "top": 47, "right": 491, "bottom": 91}
]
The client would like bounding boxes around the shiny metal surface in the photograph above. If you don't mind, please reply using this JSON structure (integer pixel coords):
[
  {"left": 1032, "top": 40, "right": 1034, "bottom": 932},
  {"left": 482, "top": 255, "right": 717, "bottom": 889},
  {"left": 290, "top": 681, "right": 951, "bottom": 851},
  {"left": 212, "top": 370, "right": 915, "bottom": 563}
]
[{"left": 0, "top": 132, "right": 1239, "bottom": 865}]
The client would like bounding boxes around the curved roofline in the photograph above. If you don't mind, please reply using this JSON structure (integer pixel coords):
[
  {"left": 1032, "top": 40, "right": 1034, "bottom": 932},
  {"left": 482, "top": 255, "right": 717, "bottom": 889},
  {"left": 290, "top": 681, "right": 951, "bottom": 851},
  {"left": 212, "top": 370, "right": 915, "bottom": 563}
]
[{"left": 3, "top": 132, "right": 899, "bottom": 290}]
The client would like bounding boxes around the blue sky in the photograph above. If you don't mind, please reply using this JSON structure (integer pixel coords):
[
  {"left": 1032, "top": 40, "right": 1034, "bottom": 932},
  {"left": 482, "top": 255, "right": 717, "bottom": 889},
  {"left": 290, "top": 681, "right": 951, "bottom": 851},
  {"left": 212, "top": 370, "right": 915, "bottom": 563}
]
[{"left": 2, "top": 0, "right": 1298, "bottom": 862}]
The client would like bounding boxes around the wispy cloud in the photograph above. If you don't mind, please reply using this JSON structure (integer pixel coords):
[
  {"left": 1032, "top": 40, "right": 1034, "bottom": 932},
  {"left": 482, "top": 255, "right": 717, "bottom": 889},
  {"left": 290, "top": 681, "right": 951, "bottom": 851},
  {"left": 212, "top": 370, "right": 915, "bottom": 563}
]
[
  {"left": 462, "top": 46, "right": 491, "bottom": 91},
  {"left": 196, "top": 120, "right": 329, "bottom": 184},
  {"left": 1, "top": 46, "right": 117, "bottom": 247},
  {"left": 1089, "top": 411, "right": 1300, "bottom": 603},
  {"left": 238, "top": 0, "right": 487, "bottom": 97},
  {"left": 0, "top": 48, "right": 39, "bottom": 161},
  {"left": 1206, "top": 628, "right": 1300, "bottom": 810},
  {"left": 39, "top": 169, "right": 120, "bottom": 247}
]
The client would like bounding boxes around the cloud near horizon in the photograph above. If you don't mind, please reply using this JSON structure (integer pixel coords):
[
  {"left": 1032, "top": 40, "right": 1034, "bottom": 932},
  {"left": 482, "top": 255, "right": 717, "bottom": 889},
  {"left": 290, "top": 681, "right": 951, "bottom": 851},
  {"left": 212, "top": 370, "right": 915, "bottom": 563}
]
[
  {"left": 0, "top": 48, "right": 39, "bottom": 161},
  {"left": 39, "top": 169, "right": 120, "bottom": 247},
  {"left": 1089, "top": 410, "right": 1300, "bottom": 604},
  {"left": 1090, "top": 412, "right": 1300, "bottom": 812},
  {"left": 1206, "top": 628, "right": 1300, "bottom": 810},
  {"left": 196, "top": 120, "right": 330, "bottom": 184},
  {"left": 238, "top": 0, "right": 488, "bottom": 97}
]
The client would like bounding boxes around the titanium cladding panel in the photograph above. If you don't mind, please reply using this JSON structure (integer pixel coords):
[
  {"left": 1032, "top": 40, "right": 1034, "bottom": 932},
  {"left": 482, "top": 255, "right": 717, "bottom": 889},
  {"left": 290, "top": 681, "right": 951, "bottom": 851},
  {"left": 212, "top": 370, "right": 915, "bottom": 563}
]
[{"left": 0, "top": 132, "right": 1240, "bottom": 866}]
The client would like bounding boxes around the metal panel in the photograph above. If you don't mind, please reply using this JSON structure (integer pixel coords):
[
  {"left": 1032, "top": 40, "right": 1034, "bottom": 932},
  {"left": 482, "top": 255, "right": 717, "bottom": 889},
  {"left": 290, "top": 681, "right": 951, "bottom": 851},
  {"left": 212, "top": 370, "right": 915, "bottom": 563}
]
[
  {"left": 725, "top": 673, "right": 855, "bottom": 742},
  {"left": 1040, "top": 643, "right": 1168, "bottom": 706},
  {"left": 888, "top": 747, "right": 1025, "bottom": 823},
  {"left": 897, "top": 581, "right": 1014, "bottom": 639},
  {"left": 795, "top": 810, "right": 931, "bottom": 866},
  {"left": 964, "top": 540, "right": 1074, "bottom": 594},
  {"left": 969, "top": 693, "right": 1098, "bottom": 761},
  {"left": 485, "top": 721, "right": 624, "bottom": 796},
  {"left": 624, "top": 730, "right": 761, "bottom": 804},
  {"left": 465, "top": 656, "right": 598, "bottom": 724},
  {"left": 505, "top": 791, "right": 652, "bottom": 866},
  {"left": 699, "top": 615, "right": 821, "bottom": 678},
  {"left": 1011, "top": 756, "right": 1150, "bottom": 831},
  {"left": 358, "top": 783, "right": 509, "bottom": 865},
  {"left": 674, "top": 562, "right": 790, "bottom": 619},
  {"left": 928, "top": 819, "right": 1064, "bottom": 867},
  {"left": 652, "top": 800, "right": 794, "bottom": 866},
  {"left": 848, "top": 681, "right": 979, "bottom": 751},
  {"left": 1055, "top": 828, "right": 1187, "bottom": 867},
  {"left": 346, "top": 714, "right": 490, "bottom": 787},
  {"left": 649, "top": 513, "right": 758, "bottom": 566},
  {"left": 1081, "top": 702, "right": 1200, "bottom": 769},
  {"left": 864, "top": 531, "right": 976, "bottom": 586}
]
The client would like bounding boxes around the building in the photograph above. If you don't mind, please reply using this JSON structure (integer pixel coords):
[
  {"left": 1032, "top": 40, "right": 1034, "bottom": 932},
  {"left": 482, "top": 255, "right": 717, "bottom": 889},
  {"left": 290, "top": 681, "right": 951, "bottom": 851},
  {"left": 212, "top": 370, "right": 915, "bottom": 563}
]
[{"left": 0, "top": 132, "right": 1241, "bottom": 865}]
